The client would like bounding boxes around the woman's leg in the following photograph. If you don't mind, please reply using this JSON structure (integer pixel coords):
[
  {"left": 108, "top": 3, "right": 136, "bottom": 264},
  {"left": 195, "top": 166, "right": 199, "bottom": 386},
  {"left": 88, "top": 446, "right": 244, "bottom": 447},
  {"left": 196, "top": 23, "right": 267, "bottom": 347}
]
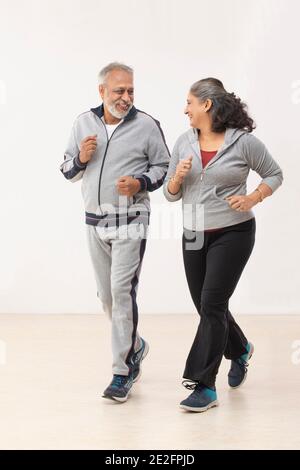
[
  {"left": 182, "top": 219, "right": 256, "bottom": 388},
  {"left": 224, "top": 308, "right": 248, "bottom": 360}
]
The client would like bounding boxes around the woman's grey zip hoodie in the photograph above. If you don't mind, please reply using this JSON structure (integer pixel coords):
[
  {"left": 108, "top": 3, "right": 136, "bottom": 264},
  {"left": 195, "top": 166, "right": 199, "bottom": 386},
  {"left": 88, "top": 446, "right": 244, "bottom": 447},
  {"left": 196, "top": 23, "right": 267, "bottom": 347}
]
[
  {"left": 60, "top": 105, "right": 170, "bottom": 226},
  {"left": 163, "top": 127, "right": 283, "bottom": 230}
]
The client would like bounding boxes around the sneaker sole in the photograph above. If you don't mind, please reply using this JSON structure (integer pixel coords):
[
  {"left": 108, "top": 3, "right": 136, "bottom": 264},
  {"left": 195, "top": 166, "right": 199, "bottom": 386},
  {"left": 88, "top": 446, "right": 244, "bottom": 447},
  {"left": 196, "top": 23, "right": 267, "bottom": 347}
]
[
  {"left": 133, "top": 341, "right": 150, "bottom": 383},
  {"left": 179, "top": 400, "right": 219, "bottom": 413},
  {"left": 229, "top": 342, "right": 254, "bottom": 389}
]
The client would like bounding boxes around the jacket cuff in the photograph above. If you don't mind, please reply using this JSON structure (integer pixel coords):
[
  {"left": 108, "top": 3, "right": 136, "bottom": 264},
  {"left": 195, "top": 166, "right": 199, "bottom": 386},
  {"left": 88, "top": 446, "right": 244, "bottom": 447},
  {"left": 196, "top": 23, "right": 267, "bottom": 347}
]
[
  {"left": 74, "top": 155, "right": 88, "bottom": 170},
  {"left": 163, "top": 180, "right": 182, "bottom": 202},
  {"left": 133, "top": 175, "right": 147, "bottom": 191},
  {"left": 261, "top": 175, "right": 283, "bottom": 193}
]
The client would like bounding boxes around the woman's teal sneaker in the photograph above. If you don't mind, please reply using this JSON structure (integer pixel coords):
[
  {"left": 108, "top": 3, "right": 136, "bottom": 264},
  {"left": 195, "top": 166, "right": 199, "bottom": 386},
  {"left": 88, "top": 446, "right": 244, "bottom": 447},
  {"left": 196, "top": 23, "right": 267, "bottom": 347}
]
[
  {"left": 228, "top": 342, "right": 254, "bottom": 388},
  {"left": 180, "top": 381, "right": 219, "bottom": 412}
]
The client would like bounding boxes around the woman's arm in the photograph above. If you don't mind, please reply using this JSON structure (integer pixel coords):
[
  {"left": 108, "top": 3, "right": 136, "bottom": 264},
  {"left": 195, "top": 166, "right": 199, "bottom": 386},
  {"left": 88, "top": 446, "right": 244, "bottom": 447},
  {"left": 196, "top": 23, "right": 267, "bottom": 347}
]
[
  {"left": 167, "top": 175, "right": 183, "bottom": 195},
  {"left": 248, "top": 182, "right": 273, "bottom": 205},
  {"left": 226, "top": 135, "right": 283, "bottom": 212},
  {"left": 163, "top": 139, "right": 183, "bottom": 202},
  {"left": 167, "top": 156, "right": 193, "bottom": 194},
  {"left": 242, "top": 133, "right": 283, "bottom": 192}
]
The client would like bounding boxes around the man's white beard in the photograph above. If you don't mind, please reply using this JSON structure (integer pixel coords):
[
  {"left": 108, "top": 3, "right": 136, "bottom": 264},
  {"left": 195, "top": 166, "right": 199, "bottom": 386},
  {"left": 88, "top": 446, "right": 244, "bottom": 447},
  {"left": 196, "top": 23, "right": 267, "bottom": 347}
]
[{"left": 107, "top": 101, "right": 133, "bottom": 119}]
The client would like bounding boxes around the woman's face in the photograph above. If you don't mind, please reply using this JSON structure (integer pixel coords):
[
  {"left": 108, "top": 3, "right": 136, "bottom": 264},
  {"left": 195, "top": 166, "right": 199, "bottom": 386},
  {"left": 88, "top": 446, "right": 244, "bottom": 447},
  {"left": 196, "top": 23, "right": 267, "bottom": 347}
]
[{"left": 184, "top": 93, "right": 210, "bottom": 128}]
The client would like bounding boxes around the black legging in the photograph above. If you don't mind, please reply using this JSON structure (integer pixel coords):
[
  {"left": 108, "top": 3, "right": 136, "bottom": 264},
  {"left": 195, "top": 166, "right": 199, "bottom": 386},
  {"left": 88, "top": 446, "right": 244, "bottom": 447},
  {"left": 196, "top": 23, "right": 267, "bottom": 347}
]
[{"left": 182, "top": 218, "right": 256, "bottom": 389}]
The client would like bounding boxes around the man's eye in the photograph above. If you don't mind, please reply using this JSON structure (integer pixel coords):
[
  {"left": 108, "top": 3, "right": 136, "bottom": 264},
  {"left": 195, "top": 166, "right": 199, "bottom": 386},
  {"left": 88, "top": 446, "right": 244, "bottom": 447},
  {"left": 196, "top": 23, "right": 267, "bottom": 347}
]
[{"left": 114, "top": 89, "right": 134, "bottom": 95}]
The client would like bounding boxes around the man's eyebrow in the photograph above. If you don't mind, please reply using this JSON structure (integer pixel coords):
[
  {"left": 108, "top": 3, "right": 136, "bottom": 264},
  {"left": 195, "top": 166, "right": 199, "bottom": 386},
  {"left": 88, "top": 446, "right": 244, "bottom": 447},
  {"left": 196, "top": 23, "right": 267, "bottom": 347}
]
[{"left": 113, "top": 87, "right": 134, "bottom": 90}]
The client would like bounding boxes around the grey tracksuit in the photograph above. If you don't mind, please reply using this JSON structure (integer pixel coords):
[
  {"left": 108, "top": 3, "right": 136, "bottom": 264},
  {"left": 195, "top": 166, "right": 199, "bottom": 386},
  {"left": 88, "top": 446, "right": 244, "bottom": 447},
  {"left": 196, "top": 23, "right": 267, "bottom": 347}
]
[
  {"left": 60, "top": 105, "right": 170, "bottom": 375},
  {"left": 163, "top": 127, "right": 283, "bottom": 230}
]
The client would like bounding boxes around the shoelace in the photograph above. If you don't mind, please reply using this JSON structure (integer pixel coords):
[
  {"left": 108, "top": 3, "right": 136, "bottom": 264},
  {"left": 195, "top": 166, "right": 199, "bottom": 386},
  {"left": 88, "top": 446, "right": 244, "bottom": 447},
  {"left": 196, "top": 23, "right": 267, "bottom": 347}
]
[
  {"left": 182, "top": 380, "right": 201, "bottom": 391},
  {"left": 235, "top": 357, "right": 250, "bottom": 374}
]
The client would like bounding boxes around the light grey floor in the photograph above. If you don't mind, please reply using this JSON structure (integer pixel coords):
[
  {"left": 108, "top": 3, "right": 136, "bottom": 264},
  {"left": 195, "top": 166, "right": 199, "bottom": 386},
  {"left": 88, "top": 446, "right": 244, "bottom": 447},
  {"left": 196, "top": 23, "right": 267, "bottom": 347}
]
[{"left": 0, "top": 314, "right": 299, "bottom": 450}]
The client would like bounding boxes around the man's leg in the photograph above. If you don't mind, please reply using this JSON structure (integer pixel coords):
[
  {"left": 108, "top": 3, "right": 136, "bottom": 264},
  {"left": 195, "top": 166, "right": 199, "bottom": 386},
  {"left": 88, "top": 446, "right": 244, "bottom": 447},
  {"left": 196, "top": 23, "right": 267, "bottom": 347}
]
[
  {"left": 110, "top": 234, "right": 146, "bottom": 376},
  {"left": 86, "top": 225, "right": 112, "bottom": 318}
]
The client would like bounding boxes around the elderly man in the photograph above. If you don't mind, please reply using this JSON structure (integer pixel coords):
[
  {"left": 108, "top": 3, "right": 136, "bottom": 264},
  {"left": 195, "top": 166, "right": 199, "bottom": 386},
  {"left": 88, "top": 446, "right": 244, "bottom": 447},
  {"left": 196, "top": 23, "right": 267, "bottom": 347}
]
[{"left": 60, "top": 62, "right": 170, "bottom": 402}]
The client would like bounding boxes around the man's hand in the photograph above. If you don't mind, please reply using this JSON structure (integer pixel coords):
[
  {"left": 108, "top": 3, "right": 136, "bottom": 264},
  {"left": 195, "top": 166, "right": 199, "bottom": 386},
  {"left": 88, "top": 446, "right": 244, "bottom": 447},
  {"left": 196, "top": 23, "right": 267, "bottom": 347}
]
[
  {"left": 225, "top": 194, "right": 256, "bottom": 212},
  {"left": 116, "top": 176, "right": 141, "bottom": 197},
  {"left": 79, "top": 135, "right": 97, "bottom": 163}
]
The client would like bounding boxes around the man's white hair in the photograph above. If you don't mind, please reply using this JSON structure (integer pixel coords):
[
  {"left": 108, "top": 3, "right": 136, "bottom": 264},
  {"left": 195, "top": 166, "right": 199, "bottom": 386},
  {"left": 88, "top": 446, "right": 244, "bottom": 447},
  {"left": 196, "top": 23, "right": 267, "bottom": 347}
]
[{"left": 98, "top": 62, "right": 134, "bottom": 85}]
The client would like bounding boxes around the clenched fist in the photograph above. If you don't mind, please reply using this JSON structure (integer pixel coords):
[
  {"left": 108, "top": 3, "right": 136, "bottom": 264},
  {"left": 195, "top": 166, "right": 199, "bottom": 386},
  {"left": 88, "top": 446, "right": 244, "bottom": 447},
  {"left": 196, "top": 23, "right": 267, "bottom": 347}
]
[
  {"left": 79, "top": 135, "right": 97, "bottom": 164},
  {"left": 116, "top": 176, "right": 141, "bottom": 197},
  {"left": 174, "top": 156, "right": 193, "bottom": 183}
]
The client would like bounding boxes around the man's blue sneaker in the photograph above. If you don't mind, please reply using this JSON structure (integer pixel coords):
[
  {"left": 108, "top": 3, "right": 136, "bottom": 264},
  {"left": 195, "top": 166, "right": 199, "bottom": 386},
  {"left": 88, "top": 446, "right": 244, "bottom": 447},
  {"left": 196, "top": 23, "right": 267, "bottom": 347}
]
[
  {"left": 180, "top": 381, "right": 219, "bottom": 412},
  {"left": 228, "top": 342, "right": 254, "bottom": 389},
  {"left": 102, "top": 374, "right": 133, "bottom": 402},
  {"left": 131, "top": 338, "right": 149, "bottom": 383}
]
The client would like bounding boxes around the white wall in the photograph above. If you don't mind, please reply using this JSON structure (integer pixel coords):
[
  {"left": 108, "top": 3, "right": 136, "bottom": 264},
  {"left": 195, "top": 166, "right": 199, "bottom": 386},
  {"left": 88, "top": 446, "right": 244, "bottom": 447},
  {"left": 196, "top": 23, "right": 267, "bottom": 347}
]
[{"left": 0, "top": 0, "right": 299, "bottom": 314}]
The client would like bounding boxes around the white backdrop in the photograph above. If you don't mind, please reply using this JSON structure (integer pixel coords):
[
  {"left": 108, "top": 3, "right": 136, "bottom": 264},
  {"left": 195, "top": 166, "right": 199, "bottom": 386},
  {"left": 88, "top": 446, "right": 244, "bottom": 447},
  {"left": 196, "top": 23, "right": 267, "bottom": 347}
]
[{"left": 0, "top": 0, "right": 299, "bottom": 314}]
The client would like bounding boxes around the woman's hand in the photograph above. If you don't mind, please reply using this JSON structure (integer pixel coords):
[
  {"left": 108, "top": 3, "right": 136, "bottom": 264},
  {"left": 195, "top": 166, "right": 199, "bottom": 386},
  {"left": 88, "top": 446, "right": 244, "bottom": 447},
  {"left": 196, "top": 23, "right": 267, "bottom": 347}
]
[
  {"left": 225, "top": 194, "right": 257, "bottom": 212},
  {"left": 174, "top": 156, "right": 193, "bottom": 183}
]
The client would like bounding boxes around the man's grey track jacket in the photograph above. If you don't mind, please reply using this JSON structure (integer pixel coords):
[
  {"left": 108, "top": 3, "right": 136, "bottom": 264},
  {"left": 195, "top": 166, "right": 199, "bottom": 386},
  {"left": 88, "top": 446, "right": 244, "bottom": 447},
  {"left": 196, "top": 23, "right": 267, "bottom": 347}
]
[{"left": 60, "top": 105, "right": 170, "bottom": 226}]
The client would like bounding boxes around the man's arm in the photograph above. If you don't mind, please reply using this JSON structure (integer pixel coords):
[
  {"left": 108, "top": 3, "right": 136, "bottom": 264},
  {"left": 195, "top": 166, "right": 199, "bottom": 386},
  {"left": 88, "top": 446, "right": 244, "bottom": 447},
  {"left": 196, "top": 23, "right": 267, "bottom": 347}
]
[
  {"left": 59, "top": 119, "right": 97, "bottom": 183},
  {"left": 133, "top": 121, "right": 170, "bottom": 192}
]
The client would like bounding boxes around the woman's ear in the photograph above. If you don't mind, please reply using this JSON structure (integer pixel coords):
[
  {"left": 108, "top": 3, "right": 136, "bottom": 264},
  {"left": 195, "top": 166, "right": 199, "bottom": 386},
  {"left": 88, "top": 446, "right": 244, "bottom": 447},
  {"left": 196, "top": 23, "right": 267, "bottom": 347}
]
[{"left": 204, "top": 99, "right": 213, "bottom": 112}]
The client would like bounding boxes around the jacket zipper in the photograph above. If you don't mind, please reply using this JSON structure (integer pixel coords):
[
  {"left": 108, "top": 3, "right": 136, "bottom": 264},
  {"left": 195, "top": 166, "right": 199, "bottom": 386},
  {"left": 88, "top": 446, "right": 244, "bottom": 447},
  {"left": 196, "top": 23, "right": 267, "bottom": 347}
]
[
  {"left": 97, "top": 119, "right": 124, "bottom": 212},
  {"left": 199, "top": 147, "right": 227, "bottom": 182},
  {"left": 197, "top": 132, "right": 243, "bottom": 183}
]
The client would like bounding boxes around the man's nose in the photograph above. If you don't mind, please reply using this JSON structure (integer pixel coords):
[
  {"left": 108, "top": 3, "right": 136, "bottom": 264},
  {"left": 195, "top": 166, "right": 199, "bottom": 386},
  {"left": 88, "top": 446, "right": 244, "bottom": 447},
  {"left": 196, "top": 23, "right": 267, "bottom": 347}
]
[{"left": 121, "top": 91, "right": 131, "bottom": 102}]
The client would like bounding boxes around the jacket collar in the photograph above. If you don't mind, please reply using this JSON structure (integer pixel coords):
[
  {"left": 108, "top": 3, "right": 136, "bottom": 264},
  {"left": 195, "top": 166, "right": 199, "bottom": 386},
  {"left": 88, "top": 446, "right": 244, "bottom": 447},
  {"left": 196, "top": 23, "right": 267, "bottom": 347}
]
[
  {"left": 90, "top": 103, "right": 138, "bottom": 121},
  {"left": 187, "top": 127, "right": 247, "bottom": 169},
  {"left": 188, "top": 127, "right": 246, "bottom": 146}
]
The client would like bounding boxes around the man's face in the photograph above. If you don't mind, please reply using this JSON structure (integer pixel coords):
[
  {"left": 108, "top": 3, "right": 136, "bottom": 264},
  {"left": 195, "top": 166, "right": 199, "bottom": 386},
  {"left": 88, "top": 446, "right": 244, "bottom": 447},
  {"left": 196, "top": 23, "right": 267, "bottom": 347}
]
[{"left": 100, "top": 70, "right": 134, "bottom": 119}]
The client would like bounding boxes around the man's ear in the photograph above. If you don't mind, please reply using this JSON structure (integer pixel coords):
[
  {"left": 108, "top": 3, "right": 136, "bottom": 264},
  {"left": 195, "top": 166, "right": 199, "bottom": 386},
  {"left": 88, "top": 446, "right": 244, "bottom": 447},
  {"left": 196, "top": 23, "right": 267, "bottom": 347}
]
[{"left": 99, "top": 84, "right": 105, "bottom": 100}]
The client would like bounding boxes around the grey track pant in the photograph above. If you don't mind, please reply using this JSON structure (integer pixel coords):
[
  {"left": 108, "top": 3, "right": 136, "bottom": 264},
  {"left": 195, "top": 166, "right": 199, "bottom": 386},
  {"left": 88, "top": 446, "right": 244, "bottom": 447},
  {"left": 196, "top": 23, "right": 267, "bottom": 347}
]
[{"left": 86, "top": 224, "right": 146, "bottom": 376}]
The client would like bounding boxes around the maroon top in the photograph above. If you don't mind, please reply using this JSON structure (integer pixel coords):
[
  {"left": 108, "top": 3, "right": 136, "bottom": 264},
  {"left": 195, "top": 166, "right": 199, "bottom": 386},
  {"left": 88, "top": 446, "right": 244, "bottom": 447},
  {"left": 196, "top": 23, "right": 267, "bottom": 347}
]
[
  {"left": 201, "top": 149, "right": 218, "bottom": 168},
  {"left": 200, "top": 150, "right": 223, "bottom": 233}
]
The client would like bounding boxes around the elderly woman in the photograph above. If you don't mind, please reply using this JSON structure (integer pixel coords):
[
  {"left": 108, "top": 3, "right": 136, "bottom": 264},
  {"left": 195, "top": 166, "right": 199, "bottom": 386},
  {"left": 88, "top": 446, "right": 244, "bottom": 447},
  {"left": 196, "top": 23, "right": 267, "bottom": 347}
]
[{"left": 164, "top": 78, "right": 283, "bottom": 413}]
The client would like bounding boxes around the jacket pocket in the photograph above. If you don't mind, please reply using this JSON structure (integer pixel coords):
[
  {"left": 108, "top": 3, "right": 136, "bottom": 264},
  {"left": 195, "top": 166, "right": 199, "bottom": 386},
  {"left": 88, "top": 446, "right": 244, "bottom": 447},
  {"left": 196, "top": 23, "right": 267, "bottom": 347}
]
[{"left": 208, "top": 186, "right": 232, "bottom": 211}]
